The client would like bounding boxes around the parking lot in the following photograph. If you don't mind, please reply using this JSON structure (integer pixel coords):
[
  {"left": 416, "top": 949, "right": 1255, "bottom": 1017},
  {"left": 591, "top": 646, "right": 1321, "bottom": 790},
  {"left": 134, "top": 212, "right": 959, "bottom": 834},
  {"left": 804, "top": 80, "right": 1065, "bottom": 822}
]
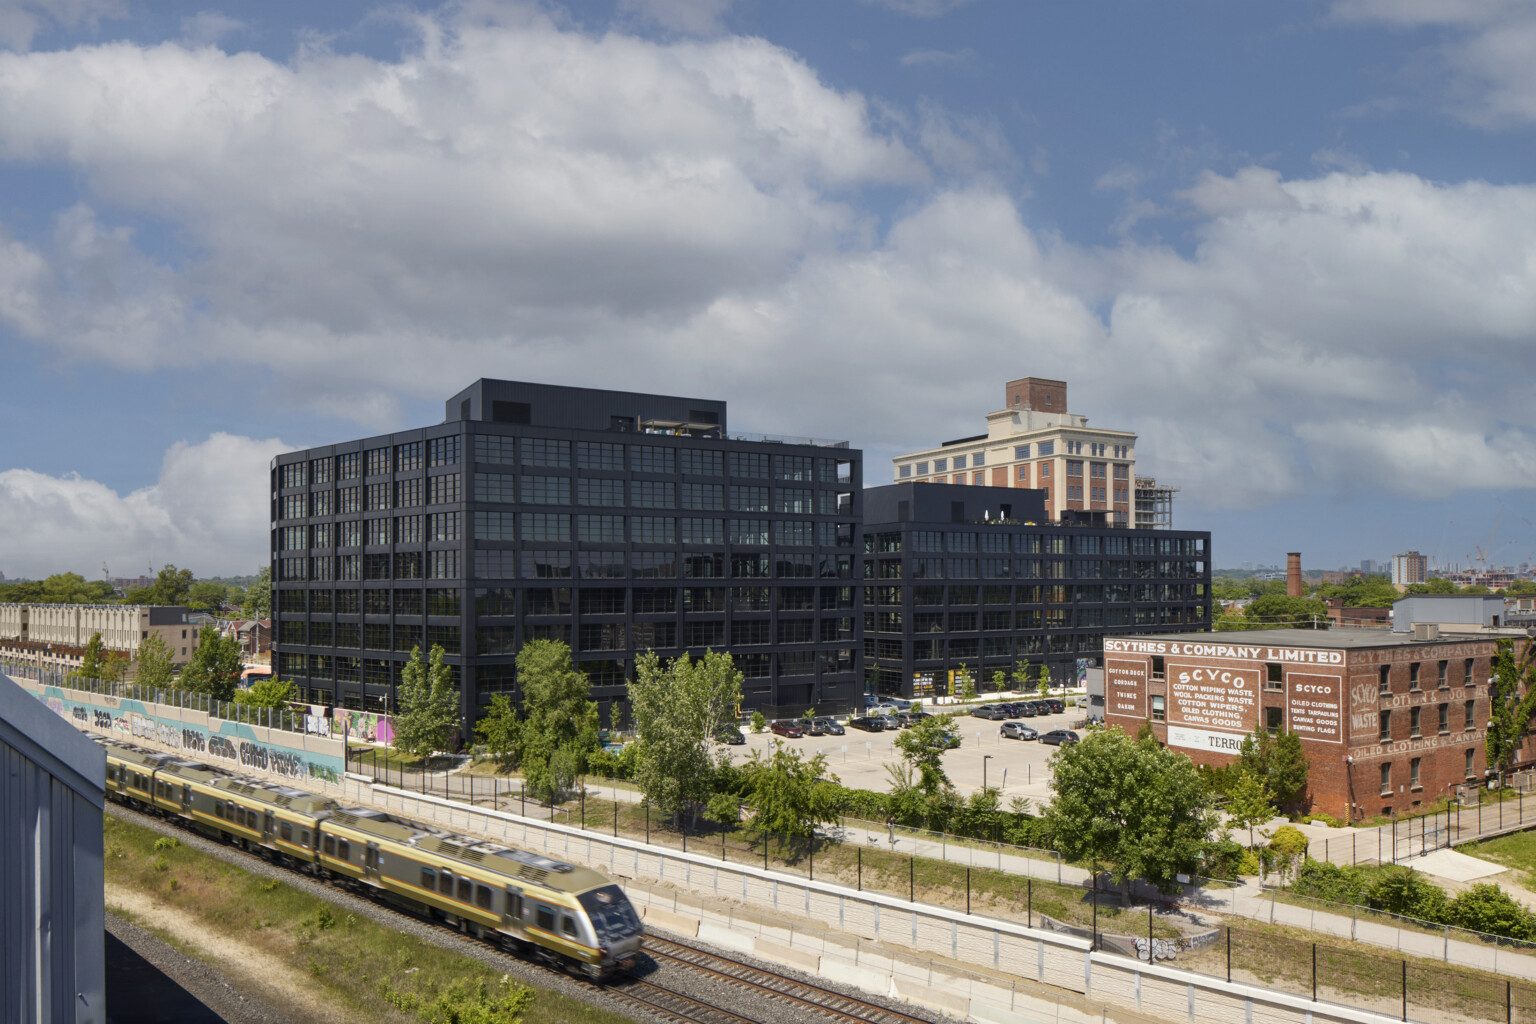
[{"left": 724, "top": 702, "right": 1089, "bottom": 808}]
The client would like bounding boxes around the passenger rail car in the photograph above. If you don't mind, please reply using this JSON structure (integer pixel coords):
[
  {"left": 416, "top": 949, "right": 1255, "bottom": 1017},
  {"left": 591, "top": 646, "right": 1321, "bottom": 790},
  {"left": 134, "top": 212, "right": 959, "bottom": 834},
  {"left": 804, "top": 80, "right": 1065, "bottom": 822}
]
[{"left": 94, "top": 736, "right": 642, "bottom": 978}]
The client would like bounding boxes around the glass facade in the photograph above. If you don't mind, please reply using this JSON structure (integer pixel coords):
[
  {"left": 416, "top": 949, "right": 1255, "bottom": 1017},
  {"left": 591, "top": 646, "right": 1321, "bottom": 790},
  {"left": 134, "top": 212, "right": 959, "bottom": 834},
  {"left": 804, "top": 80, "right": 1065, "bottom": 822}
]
[{"left": 270, "top": 380, "right": 862, "bottom": 725}]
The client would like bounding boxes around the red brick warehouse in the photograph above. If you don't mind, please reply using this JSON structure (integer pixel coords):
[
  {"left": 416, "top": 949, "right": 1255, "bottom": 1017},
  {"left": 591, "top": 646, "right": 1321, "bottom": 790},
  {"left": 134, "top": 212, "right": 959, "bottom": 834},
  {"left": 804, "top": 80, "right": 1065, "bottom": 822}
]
[{"left": 1102, "top": 629, "right": 1532, "bottom": 821}]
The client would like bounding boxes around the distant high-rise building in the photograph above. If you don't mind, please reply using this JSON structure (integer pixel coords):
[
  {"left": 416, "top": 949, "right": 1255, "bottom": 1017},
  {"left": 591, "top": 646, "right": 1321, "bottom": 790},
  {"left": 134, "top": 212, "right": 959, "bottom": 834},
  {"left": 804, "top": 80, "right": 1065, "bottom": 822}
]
[{"left": 1391, "top": 551, "right": 1428, "bottom": 587}]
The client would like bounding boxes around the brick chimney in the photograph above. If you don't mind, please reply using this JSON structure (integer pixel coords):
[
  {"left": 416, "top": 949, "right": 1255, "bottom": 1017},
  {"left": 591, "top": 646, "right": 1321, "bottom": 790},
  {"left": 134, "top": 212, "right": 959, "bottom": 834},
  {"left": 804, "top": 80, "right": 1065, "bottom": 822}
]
[
  {"left": 1287, "top": 553, "right": 1303, "bottom": 597},
  {"left": 1005, "top": 377, "right": 1067, "bottom": 413}
]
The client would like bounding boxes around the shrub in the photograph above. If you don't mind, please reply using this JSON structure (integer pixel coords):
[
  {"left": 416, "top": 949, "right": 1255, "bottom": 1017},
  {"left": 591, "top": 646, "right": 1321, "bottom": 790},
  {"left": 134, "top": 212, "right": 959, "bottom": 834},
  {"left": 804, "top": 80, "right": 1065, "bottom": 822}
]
[
  {"left": 153, "top": 836, "right": 179, "bottom": 852},
  {"left": 1295, "top": 860, "right": 1367, "bottom": 905},
  {"left": 750, "top": 710, "right": 767, "bottom": 734},
  {"left": 1369, "top": 868, "right": 1451, "bottom": 924},
  {"left": 1453, "top": 883, "right": 1536, "bottom": 940},
  {"left": 1237, "top": 848, "right": 1261, "bottom": 876}
]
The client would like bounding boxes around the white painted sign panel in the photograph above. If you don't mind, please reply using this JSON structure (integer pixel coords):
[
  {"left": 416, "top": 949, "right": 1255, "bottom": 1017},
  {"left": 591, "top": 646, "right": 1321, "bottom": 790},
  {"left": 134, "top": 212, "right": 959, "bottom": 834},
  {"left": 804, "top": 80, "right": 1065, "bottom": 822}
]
[{"left": 1166, "top": 725, "right": 1248, "bottom": 755}]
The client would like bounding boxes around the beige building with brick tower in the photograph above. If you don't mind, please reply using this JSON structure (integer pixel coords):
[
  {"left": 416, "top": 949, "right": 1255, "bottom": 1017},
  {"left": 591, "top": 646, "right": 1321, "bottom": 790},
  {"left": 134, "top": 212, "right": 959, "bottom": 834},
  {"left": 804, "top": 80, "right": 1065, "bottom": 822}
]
[{"left": 892, "top": 377, "right": 1146, "bottom": 526}]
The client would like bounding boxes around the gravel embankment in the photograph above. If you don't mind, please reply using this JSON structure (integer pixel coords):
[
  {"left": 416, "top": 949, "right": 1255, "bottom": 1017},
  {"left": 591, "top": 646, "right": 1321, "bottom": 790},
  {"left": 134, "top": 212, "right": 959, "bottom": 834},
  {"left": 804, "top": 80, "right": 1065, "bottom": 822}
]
[{"left": 106, "top": 802, "right": 960, "bottom": 1024}]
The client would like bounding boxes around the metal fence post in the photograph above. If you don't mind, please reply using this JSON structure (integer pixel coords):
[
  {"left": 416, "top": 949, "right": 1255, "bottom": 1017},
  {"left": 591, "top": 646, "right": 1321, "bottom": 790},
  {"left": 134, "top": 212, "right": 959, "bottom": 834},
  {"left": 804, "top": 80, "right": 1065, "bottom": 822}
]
[
  {"left": 1401, "top": 960, "right": 1407, "bottom": 1022},
  {"left": 857, "top": 847, "right": 862, "bottom": 891},
  {"left": 1312, "top": 943, "right": 1317, "bottom": 1001}
]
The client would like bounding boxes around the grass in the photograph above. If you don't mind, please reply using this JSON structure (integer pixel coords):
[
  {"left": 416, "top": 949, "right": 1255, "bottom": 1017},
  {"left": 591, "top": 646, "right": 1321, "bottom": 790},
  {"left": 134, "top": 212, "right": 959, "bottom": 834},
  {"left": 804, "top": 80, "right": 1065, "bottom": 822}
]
[
  {"left": 104, "top": 815, "right": 634, "bottom": 1024},
  {"left": 1460, "top": 831, "right": 1536, "bottom": 887}
]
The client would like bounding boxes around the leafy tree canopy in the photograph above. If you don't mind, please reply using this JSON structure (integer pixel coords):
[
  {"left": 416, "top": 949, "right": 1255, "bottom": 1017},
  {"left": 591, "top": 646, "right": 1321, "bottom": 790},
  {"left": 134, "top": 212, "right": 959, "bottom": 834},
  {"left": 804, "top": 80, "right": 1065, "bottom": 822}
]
[
  {"left": 1238, "top": 725, "right": 1310, "bottom": 807},
  {"left": 242, "top": 566, "right": 272, "bottom": 619},
  {"left": 1406, "top": 577, "right": 1460, "bottom": 595},
  {"left": 513, "top": 639, "right": 599, "bottom": 802},
  {"left": 0, "top": 572, "right": 116, "bottom": 604},
  {"left": 1314, "top": 575, "right": 1399, "bottom": 607},
  {"left": 394, "top": 645, "right": 459, "bottom": 758},
  {"left": 893, "top": 712, "right": 960, "bottom": 794},
  {"left": 1244, "top": 594, "right": 1330, "bottom": 629},
  {"left": 475, "top": 695, "right": 520, "bottom": 773},
  {"left": 628, "top": 649, "right": 742, "bottom": 826},
  {"left": 743, "top": 740, "right": 843, "bottom": 837},
  {"left": 232, "top": 678, "right": 295, "bottom": 707},
  {"left": 1044, "top": 728, "right": 1216, "bottom": 893},
  {"left": 124, "top": 565, "right": 195, "bottom": 606},
  {"left": 134, "top": 633, "right": 176, "bottom": 690},
  {"left": 1487, "top": 638, "right": 1536, "bottom": 783},
  {"left": 178, "top": 629, "right": 244, "bottom": 702}
]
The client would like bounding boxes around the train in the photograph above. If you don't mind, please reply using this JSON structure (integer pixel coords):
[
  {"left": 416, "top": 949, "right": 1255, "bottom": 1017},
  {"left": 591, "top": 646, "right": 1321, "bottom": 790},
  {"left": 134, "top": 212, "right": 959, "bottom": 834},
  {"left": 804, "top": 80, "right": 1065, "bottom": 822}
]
[{"left": 98, "top": 736, "right": 644, "bottom": 979}]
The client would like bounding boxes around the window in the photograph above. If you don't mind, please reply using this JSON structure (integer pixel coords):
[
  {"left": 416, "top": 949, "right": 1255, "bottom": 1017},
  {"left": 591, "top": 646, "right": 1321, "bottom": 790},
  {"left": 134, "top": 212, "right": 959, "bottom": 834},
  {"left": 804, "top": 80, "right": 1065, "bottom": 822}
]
[
  {"left": 1379, "top": 710, "right": 1392, "bottom": 742},
  {"left": 577, "top": 515, "right": 624, "bottom": 542},
  {"left": 477, "top": 885, "right": 493, "bottom": 910},
  {"left": 1151, "top": 695, "right": 1165, "bottom": 722},
  {"left": 338, "top": 452, "right": 360, "bottom": 480},
  {"left": 429, "top": 511, "right": 460, "bottom": 541},
  {"left": 1380, "top": 763, "right": 1392, "bottom": 796},
  {"left": 1410, "top": 663, "right": 1421, "bottom": 691},
  {"left": 427, "top": 436, "right": 460, "bottom": 467},
  {"left": 899, "top": 464, "right": 912, "bottom": 478},
  {"left": 578, "top": 478, "right": 624, "bottom": 506},
  {"left": 1150, "top": 655, "right": 1165, "bottom": 681},
  {"left": 681, "top": 518, "right": 723, "bottom": 544},
  {"left": 633, "top": 446, "right": 675, "bottom": 474},
  {"left": 421, "top": 866, "right": 436, "bottom": 890},
  {"left": 1037, "top": 441, "right": 1054, "bottom": 456},
  {"left": 633, "top": 516, "right": 675, "bottom": 544},
  {"left": 1014, "top": 445, "right": 1029, "bottom": 460},
  {"left": 439, "top": 870, "right": 453, "bottom": 895},
  {"left": 953, "top": 454, "right": 967, "bottom": 470},
  {"left": 1379, "top": 664, "right": 1391, "bottom": 695},
  {"left": 1439, "top": 703, "right": 1449, "bottom": 734},
  {"left": 728, "top": 451, "right": 768, "bottom": 478},
  {"left": 1067, "top": 460, "right": 1082, "bottom": 477},
  {"left": 681, "top": 483, "right": 723, "bottom": 510},
  {"left": 1465, "top": 658, "right": 1476, "bottom": 688},
  {"left": 916, "top": 461, "right": 929, "bottom": 475},
  {"left": 1410, "top": 706, "right": 1422, "bottom": 738},
  {"left": 521, "top": 476, "right": 570, "bottom": 505},
  {"left": 1040, "top": 463, "right": 1051, "bottom": 478},
  {"left": 731, "top": 485, "right": 769, "bottom": 511},
  {"left": 395, "top": 478, "right": 422, "bottom": 508},
  {"left": 394, "top": 516, "right": 421, "bottom": 544},
  {"left": 973, "top": 451, "right": 985, "bottom": 466},
  {"left": 1465, "top": 699, "right": 1475, "bottom": 730},
  {"left": 474, "top": 550, "right": 517, "bottom": 578},
  {"left": 458, "top": 877, "right": 473, "bottom": 904},
  {"left": 1265, "top": 707, "right": 1283, "bottom": 733},
  {"left": 562, "top": 915, "right": 579, "bottom": 939},
  {"left": 1467, "top": 748, "right": 1477, "bottom": 780},
  {"left": 775, "top": 488, "right": 813, "bottom": 514},
  {"left": 576, "top": 441, "right": 624, "bottom": 470},
  {"left": 680, "top": 449, "right": 722, "bottom": 476},
  {"left": 428, "top": 550, "right": 460, "bottom": 579},
  {"left": 934, "top": 458, "right": 947, "bottom": 473},
  {"left": 1438, "top": 660, "right": 1449, "bottom": 689},
  {"left": 521, "top": 513, "right": 570, "bottom": 541},
  {"left": 1410, "top": 757, "right": 1422, "bottom": 790},
  {"left": 632, "top": 480, "right": 675, "bottom": 508},
  {"left": 520, "top": 438, "right": 570, "bottom": 468}
]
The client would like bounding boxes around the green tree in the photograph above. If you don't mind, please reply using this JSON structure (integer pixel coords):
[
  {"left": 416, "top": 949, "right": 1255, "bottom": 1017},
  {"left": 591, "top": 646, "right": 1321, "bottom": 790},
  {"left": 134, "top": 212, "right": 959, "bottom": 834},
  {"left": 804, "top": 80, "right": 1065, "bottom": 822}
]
[
  {"left": 956, "top": 664, "right": 976, "bottom": 701},
  {"left": 1238, "top": 725, "right": 1311, "bottom": 808},
  {"left": 1267, "top": 824, "right": 1310, "bottom": 885},
  {"left": 187, "top": 581, "right": 231, "bottom": 610},
  {"left": 1012, "top": 660, "right": 1033, "bottom": 689},
  {"left": 1453, "top": 883, "right": 1536, "bottom": 939},
  {"left": 893, "top": 712, "right": 960, "bottom": 795},
  {"left": 475, "top": 695, "right": 520, "bottom": 772},
  {"left": 750, "top": 710, "right": 767, "bottom": 734},
  {"left": 990, "top": 669, "right": 1008, "bottom": 694},
  {"left": 77, "top": 632, "right": 108, "bottom": 681},
  {"left": 1225, "top": 769, "right": 1275, "bottom": 850},
  {"left": 1487, "top": 638, "right": 1536, "bottom": 785},
  {"left": 1044, "top": 728, "right": 1216, "bottom": 894},
  {"left": 242, "top": 566, "right": 272, "bottom": 619},
  {"left": 1037, "top": 663, "right": 1051, "bottom": 698},
  {"left": 0, "top": 572, "right": 117, "bottom": 604},
  {"left": 98, "top": 652, "right": 127, "bottom": 684},
  {"left": 178, "top": 630, "right": 245, "bottom": 702},
  {"left": 134, "top": 633, "right": 176, "bottom": 689},
  {"left": 232, "top": 678, "right": 295, "bottom": 707},
  {"left": 743, "top": 741, "right": 843, "bottom": 837},
  {"left": 629, "top": 649, "right": 743, "bottom": 826},
  {"left": 394, "top": 645, "right": 459, "bottom": 758},
  {"left": 125, "top": 565, "right": 195, "bottom": 606},
  {"left": 1244, "top": 594, "right": 1329, "bottom": 629},
  {"left": 514, "top": 640, "right": 599, "bottom": 803}
]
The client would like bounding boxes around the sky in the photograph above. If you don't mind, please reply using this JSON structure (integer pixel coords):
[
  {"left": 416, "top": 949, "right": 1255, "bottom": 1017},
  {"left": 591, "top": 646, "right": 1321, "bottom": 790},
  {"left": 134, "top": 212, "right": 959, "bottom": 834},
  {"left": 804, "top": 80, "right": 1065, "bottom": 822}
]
[{"left": 1, "top": 0, "right": 1535, "bottom": 579}]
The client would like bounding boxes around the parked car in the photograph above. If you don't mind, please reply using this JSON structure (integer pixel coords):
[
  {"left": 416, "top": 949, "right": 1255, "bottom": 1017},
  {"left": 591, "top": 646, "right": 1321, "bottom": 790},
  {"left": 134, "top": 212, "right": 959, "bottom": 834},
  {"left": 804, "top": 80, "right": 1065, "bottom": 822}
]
[
  {"left": 1001, "top": 721, "right": 1038, "bottom": 741},
  {"left": 1045, "top": 699, "right": 1066, "bottom": 715},
  {"left": 879, "top": 696, "right": 913, "bottom": 711},
  {"left": 1039, "top": 729, "right": 1079, "bottom": 746},
  {"left": 971, "top": 704, "right": 1007, "bottom": 720},
  {"left": 1027, "top": 700, "right": 1051, "bottom": 716},
  {"left": 847, "top": 715, "right": 887, "bottom": 732},
  {"left": 769, "top": 720, "right": 803, "bottom": 738},
  {"left": 1017, "top": 702, "right": 1039, "bottom": 718},
  {"left": 718, "top": 727, "right": 746, "bottom": 745},
  {"left": 811, "top": 717, "right": 845, "bottom": 736},
  {"left": 1000, "top": 703, "right": 1023, "bottom": 718},
  {"left": 892, "top": 710, "right": 931, "bottom": 729}
]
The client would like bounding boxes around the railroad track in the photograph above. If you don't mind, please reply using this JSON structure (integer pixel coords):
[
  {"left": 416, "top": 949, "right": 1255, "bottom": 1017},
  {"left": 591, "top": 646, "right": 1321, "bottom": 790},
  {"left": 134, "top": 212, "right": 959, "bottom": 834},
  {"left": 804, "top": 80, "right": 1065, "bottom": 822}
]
[
  {"left": 106, "top": 801, "right": 951, "bottom": 1024},
  {"left": 643, "top": 935, "right": 937, "bottom": 1024}
]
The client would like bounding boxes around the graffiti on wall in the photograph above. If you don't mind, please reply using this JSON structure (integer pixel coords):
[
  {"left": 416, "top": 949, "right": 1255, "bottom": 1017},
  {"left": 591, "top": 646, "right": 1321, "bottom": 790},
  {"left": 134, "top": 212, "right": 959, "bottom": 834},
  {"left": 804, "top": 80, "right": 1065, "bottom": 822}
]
[{"left": 333, "top": 708, "right": 395, "bottom": 744}]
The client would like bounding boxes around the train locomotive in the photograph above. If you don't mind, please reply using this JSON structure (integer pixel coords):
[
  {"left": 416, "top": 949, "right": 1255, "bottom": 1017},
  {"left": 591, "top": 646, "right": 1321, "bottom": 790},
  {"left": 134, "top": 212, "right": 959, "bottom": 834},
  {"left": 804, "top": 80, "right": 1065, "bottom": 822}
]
[{"left": 99, "top": 736, "right": 644, "bottom": 978}]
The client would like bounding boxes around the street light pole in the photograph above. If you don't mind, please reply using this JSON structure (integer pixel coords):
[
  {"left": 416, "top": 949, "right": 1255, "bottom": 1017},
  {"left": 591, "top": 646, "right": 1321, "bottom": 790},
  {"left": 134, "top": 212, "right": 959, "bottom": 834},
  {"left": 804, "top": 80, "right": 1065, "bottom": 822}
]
[{"left": 983, "top": 754, "right": 993, "bottom": 793}]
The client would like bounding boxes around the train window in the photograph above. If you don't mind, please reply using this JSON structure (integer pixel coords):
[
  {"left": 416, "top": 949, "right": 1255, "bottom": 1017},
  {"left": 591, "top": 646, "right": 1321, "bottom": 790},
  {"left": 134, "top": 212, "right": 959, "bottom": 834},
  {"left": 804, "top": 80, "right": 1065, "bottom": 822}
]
[
  {"left": 536, "top": 906, "right": 555, "bottom": 932},
  {"left": 457, "top": 878, "right": 472, "bottom": 904},
  {"left": 337, "top": 839, "right": 350, "bottom": 861},
  {"left": 280, "top": 823, "right": 293, "bottom": 842},
  {"left": 214, "top": 801, "right": 224, "bottom": 818},
  {"left": 506, "top": 891, "right": 523, "bottom": 920},
  {"left": 561, "top": 915, "right": 578, "bottom": 938},
  {"left": 300, "top": 830, "right": 311, "bottom": 847},
  {"left": 476, "top": 885, "right": 492, "bottom": 910},
  {"left": 422, "top": 867, "right": 436, "bottom": 890},
  {"left": 323, "top": 835, "right": 335, "bottom": 856},
  {"left": 439, "top": 870, "right": 453, "bottom": 895}
]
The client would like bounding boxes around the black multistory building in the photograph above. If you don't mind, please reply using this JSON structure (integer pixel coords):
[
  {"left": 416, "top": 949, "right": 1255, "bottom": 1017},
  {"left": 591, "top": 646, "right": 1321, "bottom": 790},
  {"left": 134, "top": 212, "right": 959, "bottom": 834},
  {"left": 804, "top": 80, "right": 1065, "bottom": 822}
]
[
  {"left": 269, "top": 380, "right": 863, "bottom": 726},
  {"left": 861, "top": 483, "right": 1212, "bottom": 699}
]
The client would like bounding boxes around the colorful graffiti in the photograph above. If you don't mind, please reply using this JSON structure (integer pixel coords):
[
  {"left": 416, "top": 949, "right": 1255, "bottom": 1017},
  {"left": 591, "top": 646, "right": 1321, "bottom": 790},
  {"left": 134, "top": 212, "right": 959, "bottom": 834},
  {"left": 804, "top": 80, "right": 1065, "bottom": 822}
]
[{"left": 333, "top": 708, "right": 395, "bottom": 745}]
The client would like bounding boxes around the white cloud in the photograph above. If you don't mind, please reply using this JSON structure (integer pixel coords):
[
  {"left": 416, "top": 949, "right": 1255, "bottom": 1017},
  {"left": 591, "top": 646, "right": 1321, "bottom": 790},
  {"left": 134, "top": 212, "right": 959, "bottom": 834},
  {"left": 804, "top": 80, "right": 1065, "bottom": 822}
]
[
  {"left": 1330, "top": 0, "right": 1536, "bottom": 126},
  {"left": 857, "top": 0, "right": 978, "bottom": 17},
  {"left": 0, "top": 433, "right": 290, "bottom": 578},
  {"left": 179, "top": 11, "right": 245, "bottom": 48},
  {"left": 0, "top": 0, "right": 124, "bottom": 50}
]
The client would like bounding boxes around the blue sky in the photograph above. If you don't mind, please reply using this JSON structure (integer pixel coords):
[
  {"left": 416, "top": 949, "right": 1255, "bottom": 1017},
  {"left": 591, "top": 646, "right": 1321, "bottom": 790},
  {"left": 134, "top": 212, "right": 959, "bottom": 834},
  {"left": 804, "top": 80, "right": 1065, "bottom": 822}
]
[{"left": 1, "top": 0, "right": 1535, "bottom": 578}]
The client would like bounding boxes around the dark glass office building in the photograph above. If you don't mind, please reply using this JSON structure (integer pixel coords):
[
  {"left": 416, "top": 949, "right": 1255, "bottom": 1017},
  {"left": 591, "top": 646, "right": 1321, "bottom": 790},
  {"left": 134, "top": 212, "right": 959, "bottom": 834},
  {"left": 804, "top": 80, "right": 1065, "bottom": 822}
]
[
  {"left": 862, "top": 482, "right": 1211, "bottom": 699},
  {"left": 269, "top": 380, "right": 863, "bottom": 726}
]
